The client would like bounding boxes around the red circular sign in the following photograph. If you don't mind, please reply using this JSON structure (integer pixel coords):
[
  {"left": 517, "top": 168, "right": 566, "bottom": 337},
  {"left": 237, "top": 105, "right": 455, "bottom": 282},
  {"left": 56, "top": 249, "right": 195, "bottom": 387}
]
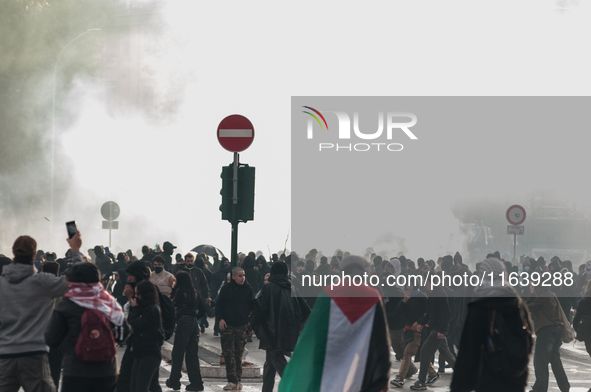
[
  {"left": 217, "top": 115, "right": 255, "bottom": 152},
  {"left": 506, "top": 205, "right": 526, "bottom": 226}
]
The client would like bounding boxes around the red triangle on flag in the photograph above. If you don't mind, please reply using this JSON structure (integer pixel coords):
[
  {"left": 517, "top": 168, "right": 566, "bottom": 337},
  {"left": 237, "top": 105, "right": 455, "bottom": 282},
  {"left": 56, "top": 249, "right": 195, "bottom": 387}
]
[{"left": 324, "top": 285, "right": 380, "bottom": 324}]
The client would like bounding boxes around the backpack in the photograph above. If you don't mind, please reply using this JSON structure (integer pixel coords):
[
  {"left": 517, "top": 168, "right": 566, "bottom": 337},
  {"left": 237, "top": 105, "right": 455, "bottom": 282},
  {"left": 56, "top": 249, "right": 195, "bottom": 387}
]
[
  {"left": 575, "top": 314, "right": 591, "bottom": 341},
  {"left": 158, "top": 291, "right": 176, "bottom": 340},
  {"left": 484, "top": 307, "right": 533, "bottom": 378},
  {"left": 75, "top": 309, "right": 117, "bottom": 362}
]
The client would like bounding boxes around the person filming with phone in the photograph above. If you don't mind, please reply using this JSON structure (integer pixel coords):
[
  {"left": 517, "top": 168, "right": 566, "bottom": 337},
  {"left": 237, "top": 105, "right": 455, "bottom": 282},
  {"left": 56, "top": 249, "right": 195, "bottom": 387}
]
[{"left": 0, "top": 228, "right": 87, "bottom": 391}]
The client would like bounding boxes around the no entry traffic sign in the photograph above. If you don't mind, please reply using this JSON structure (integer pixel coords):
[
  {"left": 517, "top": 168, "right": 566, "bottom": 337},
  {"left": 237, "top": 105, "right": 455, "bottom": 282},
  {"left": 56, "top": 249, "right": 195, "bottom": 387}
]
[
  {"left": 506, "top": 205, "right": 526, "bottom": 226},
  {"left": 217, "top": 115, "right": 255, "bottom": 152}
]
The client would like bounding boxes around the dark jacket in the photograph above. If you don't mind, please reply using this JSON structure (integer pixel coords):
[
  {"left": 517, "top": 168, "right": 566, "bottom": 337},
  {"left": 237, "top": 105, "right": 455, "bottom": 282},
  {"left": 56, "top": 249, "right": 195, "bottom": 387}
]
[
  {"left": 95, "top": 254, "right": 113, "bottom": 278},
  {"left": 45, "top": 298, "right": 131, "bottom": 378},
  {"left": 195, "top": 257, "right": 213, "bottom": 284},
  {"left": 257, "top": 257, "right": 271, "bottom": 276},
  {"left": 177, "top": 266, "right": 210, "bottom": 301},
  {"left": 215, "top": 280, "right": 254, "bottom": 327},
  {"left": 210, "top": 265, "right": 231, "bottom": 300},
  {"left": 253, "top": 274, "right": 311, "bottom": 351},
  {"left": 128, "top": 304, "right": 164, "bottom": 358},
  {"left": 396, "top": 290, "right": 428, "bottom": 327},
  {"left": 450, "top": 296, "right": 533, "bottom": 392},
  {"left": 243, "top": 256, "right": 262, "bottom": 294},
  {"left": 383, "top": 285, "right": 405, "bottom": 330},
  {"left": 111, "top": 269, "right": 128, "bottom": 308},
  {"left": 573, "top": 297, "right": 591, "bottom": 339},
  {"left": 419, "top": 287, "right": 451, "bottom": 334},
  {"left": 171, "top": 288, "right": 206, "bottom": 320}
]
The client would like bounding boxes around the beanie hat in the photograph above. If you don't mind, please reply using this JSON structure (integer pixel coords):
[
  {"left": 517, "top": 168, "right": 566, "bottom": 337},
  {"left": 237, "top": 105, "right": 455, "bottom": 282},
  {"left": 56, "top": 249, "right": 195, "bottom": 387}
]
[
  {"left": 270, "top": 261, "right": 288, "bottom": 276},
  {"left": 67, "top": 262, "right": 100, "bottom": 283}
]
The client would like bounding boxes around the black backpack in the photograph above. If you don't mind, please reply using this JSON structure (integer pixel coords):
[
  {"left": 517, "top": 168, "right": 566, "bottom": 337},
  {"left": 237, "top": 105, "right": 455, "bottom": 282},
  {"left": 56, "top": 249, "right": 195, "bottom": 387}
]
[
  {"left": 484, "top": 306, "right": 533, "bottom": 378},
  {"left": 158, "top": 291, "right": 176, "bottom": 340}
]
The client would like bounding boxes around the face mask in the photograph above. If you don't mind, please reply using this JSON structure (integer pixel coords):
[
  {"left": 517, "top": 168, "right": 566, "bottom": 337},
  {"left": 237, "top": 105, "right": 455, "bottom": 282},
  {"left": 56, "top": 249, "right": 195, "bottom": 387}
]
[
  {"left": 305, "top": 265, "right": 314, "bottom": 272},
  {"left": 154, "top": 267, "right": 163, "bottom": 274},
  {"left": 524, "top": 266, "right": 530, "bottom": 272}
]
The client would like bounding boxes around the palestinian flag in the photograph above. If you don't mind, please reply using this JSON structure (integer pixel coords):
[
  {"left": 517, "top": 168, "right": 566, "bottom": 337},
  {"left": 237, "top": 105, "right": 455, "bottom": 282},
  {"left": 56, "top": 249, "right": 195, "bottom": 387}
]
[{"left": 280, "top": 284, "right": 391, "bottom": 392}]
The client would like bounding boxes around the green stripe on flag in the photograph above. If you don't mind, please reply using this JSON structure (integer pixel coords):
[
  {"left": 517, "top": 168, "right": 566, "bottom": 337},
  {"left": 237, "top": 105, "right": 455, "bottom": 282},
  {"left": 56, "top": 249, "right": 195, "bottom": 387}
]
[{"left": 279, "top": 295, "right": 331, "bottom": 392}]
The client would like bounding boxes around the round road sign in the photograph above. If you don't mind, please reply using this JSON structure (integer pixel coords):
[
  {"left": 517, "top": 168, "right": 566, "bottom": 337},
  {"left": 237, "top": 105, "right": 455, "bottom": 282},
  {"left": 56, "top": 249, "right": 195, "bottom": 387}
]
[
  {"left": 101, "top": 201, "right": 120, "bottom": 221},
  {"left": 217, "top": 114, "right": 255, "bottom": 153},
  {"left": 506, "top": 205, "right": 526, "bottom": 226}
]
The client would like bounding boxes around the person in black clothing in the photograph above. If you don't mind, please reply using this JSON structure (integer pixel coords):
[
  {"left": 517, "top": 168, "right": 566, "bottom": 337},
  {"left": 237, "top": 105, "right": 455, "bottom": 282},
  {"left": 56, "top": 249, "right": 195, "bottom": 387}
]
[
  {"left": 128, "top": 281, "right": 164, "bottom": 392},
  {"left": 139, "top": 245, "right": 155, "bottom": 269},
  {"left": 257, "top": 255, "right": 271, "bottom": 276},
  {"left": 243, "top": 255, "right": 262, "bottom": 294},
  {"left": 112, "top": 269, "right": 129, "bottom": 308},
  {"left": 165, "top": 272, "right": 207, "bottom": 391},
  {"left": 411, "top": 272, "right": 456, "bottom": 390},
  {"left": 172, "top": 253, "right": 185, "bottom": 275},
  {"left": 573, "top": 280, "right": 591, "bottom": 361},
  {"left": 95, "top": 245, "right": 113, "bottom": 285},
  {"left": 211, "top": 258, "right": 231, "bottom": 301},
  {"left": 215, "top": 267, "right": 255, "bottom": 390},
  {"left": 113, "top": 253, "right": 128, "bottom": 273},
  {"left": 45, "top": 262, "right": 130, "bottom": 392},
  {"left": 451, "top": 258, "right": 533, "bottom": 392},
  {"left": 315, "top": 256, "right": 332, "bottom": 276},
  {"left": 390, "top": 277, "right": 428, "bottom": 388},
  {"left": 116, "top": 261, "right": 160, "bottom": 392},
  {"left": 159, "top": 241, "right": 176, "bottom": 272},
  {"left": 178, "top": 253, "right": 211, "bottom": 306},
  {"left": 253, "top": 262, "right": 311, "bottom": 392}
]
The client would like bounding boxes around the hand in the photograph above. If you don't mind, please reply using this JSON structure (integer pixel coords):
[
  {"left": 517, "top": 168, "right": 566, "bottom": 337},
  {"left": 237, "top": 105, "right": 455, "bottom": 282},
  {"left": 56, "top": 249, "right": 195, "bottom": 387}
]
[
  {"left": 411, "top": 322, "right": 419, "bottom": 332},
  {"left": 67, "top": 231, "right": 82, "bottom": 253},
  {"left": 130, "top": 297, "right": 138, "bottom": 307},
  {"left": 403, "top": 291, "right": 411, "bottom": 302},
  {"left": 206, "top": 298, "right": 212, "bottom": 305},
  {"left": 529, "top": 283, "right": 535, "bottom": 294},
  {"left": 219, "top": 319, "right": 227, "bottom": 332},
  {"left": 437, "top": 332, "right": 445, "bottom": 339},
  {"left": 124, "top": 284, "right": 134, "bottom": 300},
  {"left": 416, "top": 325, "right": 423, "bottom": 332}
]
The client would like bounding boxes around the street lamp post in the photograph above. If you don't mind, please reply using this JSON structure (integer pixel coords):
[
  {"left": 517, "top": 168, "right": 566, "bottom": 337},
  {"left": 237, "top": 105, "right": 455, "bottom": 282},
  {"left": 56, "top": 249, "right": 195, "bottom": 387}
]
[{"left": 50, "top": 28, "right": 100, "bottom": 243}]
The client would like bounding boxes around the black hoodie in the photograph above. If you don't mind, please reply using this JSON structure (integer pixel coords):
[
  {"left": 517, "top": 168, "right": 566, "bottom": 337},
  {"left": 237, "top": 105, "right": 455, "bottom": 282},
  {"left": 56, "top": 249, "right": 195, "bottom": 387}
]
[
  {"left": 243, "top": 256, "right": 262, "bottom": 293},
  {"left": 215, "top": 279, "right": 254, "bottom": 327},
  {"left": 450, "top": 297, "right": 533, "bottom": 392},
  {"left": 419, "top": 287, "right": 451, "bottom": 334},
  {"left": 254, "top": 274, "right": 311, "bottom": 351}
]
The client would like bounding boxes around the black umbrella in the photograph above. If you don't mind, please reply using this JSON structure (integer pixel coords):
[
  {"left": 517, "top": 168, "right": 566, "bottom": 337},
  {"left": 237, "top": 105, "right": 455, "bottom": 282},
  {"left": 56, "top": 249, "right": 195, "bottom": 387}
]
[{"left": 191, "top": 245, "right": 225, "bottom": 258}]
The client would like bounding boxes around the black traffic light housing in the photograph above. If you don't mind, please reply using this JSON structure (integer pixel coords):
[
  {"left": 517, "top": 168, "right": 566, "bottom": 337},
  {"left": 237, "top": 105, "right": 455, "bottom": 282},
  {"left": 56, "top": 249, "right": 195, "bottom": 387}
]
[{"left": 219, "top": 164, "right": 255, "bottom": 223}]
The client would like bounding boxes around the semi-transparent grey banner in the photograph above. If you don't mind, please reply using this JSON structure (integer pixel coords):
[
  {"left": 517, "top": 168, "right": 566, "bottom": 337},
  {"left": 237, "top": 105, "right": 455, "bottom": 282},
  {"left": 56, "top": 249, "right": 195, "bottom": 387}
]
[{"left": 290, "top": 97, "right": 591, "bottom": 297}]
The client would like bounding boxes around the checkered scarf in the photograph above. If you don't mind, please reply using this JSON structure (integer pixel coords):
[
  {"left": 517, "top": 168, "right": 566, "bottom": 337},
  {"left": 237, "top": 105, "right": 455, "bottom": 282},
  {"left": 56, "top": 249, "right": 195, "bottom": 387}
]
[{"left": 64, "top": 282, "right": 125, "bottom": 326}]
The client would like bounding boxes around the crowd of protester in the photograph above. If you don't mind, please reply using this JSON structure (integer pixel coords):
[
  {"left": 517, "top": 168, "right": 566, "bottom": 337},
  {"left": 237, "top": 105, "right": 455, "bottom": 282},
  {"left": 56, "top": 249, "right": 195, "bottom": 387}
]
[{"left": 1, "top": 230, "right": 591, "bottom": 392}]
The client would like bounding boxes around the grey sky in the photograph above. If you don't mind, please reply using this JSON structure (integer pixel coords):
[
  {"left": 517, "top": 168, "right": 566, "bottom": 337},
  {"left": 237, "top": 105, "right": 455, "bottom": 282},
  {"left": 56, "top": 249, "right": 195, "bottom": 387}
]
[{"left": 6, "top": 0, "right": 590, "bottom": 258}]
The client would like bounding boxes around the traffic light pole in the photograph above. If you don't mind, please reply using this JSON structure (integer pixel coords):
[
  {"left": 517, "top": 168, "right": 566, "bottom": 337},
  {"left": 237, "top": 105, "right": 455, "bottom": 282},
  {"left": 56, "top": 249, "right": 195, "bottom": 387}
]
[{"left": 231, "top": 152, "right": 239, "bottom": 268}]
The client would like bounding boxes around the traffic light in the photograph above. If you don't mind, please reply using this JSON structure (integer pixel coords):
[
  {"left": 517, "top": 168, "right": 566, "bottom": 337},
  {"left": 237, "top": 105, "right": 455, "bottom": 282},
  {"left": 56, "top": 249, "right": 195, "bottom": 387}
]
[
  {"left": 219, "top": 165, "right": 256, "bottom": 222},
  {"left": 219, "top": 166, "right": 233, "bottom": 221},
  {"left": 237, "top": 166, "right": 255, "bottom": 222}
]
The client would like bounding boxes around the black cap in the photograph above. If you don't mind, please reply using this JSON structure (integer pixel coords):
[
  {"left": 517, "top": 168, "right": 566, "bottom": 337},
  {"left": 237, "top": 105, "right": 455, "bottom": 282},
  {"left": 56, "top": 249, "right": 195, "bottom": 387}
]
[{"left": 163, "top": 241, "right": 176, "bottom": 251}]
